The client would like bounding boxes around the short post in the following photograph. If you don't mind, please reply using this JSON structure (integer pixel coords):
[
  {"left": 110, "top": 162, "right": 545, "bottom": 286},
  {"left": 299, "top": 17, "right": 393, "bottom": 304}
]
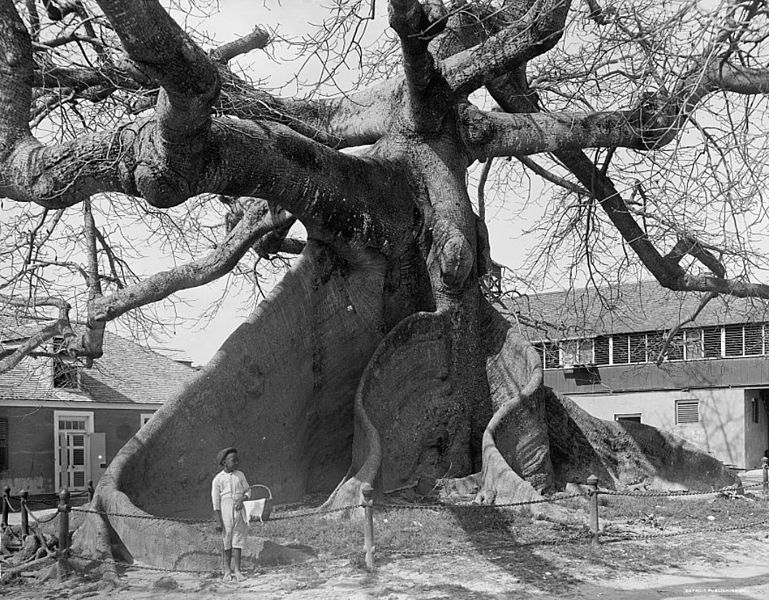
[
  {"left": 587, "top": 474, "right": 600, "bottom": 546},
  {"left": 57, "top": 488, "right": 71, "bottom": 581},
  {"left": 1, "top": 486, "right": 9, "bottom": 530},
  {"left": 20, "top": 489, "right": 29, "bottom": 537},
  {"left": 361, "top": 483, "right": 375, "bottom": 570},
  {"left": 88, "top": 481, "right": 95, "bottom": 502},
  {"left": 762, "top": 457, "right": 768, "bottom": 495}
]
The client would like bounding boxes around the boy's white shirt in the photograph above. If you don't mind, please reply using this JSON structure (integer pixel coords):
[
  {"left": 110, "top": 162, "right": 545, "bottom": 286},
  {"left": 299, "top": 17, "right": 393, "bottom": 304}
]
[{"left": 211, "top": 469, "right": 250, "bottom": 511}]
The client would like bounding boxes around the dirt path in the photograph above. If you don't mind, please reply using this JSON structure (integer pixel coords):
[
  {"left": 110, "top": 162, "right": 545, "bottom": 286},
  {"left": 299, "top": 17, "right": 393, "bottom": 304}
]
[{"left": 6, "top": 534, "right": 769, "bottom": 600}]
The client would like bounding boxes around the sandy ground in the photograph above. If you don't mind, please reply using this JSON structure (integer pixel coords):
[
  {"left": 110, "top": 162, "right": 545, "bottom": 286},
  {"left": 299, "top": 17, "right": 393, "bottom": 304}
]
[{"left": 4, "top": 532, "right": 769, "bottom": 600}]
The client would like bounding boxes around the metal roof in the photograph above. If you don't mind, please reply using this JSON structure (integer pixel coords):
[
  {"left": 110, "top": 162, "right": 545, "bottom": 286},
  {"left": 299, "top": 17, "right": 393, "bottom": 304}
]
[
  {"left": 0, "top": 322, "right": 195, "bottom": 404},
  {"left": 497, "top": 280, "right": 769, "bottom": 340}
]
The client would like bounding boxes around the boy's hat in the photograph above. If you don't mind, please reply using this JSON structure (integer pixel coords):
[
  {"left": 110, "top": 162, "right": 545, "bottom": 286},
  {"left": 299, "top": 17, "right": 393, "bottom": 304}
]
[{"left": 217, "top": 447, "right": 237, "bottom": 465}]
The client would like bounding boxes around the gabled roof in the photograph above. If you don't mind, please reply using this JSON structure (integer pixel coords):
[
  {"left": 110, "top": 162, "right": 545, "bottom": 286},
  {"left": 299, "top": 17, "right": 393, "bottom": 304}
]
[
  {"left": 0, "top": 322, "right": 195, "bottom": 404},
  {"left": 498, "top": 280, "right": 769, "bottom": 340}
]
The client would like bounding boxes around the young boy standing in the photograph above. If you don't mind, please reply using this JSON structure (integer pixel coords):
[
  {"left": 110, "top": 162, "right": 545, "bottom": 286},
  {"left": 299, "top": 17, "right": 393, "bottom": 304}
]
[{"left": 212, "top": 447, "right": 251, "bottom": 581}]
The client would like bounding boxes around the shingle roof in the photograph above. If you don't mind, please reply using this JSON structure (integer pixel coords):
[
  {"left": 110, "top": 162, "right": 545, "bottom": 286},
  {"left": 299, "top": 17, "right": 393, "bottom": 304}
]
[
  {"left": 499, "top": 280, "right": 769, "bottom": 340},
  {"left": 0, "top": 323, "right": 195, "bottom": 404}
]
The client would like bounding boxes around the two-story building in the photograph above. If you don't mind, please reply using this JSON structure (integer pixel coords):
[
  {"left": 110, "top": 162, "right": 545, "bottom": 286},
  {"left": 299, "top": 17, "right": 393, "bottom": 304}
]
[
  {"left": 0, "top": 316, "right": 195, "bottom": 494},
  {"left": 501, "top": 281, "right": 769, "bottom": 470}
]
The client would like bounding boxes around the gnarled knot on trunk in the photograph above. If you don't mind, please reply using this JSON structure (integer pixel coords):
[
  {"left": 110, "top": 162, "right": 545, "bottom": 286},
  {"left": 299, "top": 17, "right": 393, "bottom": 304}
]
[
  {"left": 457, "top": 103, "right": 495, "bottom": 145},
  {"left": 389, "top": 0, "right": 449, "bottom": 42},
  {"left": 431, "top": 218, "right": 474, "bottom": 289},
  {"left": 629, "top": 92, "right": 680, "bottom": 150}
]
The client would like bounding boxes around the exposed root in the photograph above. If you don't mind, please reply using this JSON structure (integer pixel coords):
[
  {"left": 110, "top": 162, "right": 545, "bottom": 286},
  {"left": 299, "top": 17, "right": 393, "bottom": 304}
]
[
  {"left": 73, "top": 241, "right": 387, "bottom": 568},
  {"left": 324, "top": 310, "right": 452, "bottom": 515}
]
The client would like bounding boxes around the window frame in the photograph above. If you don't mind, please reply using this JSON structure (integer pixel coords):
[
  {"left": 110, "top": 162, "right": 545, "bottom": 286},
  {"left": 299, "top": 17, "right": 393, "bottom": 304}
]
[{"left": 614, "top": 413, "right": 642, "bottom": 423}]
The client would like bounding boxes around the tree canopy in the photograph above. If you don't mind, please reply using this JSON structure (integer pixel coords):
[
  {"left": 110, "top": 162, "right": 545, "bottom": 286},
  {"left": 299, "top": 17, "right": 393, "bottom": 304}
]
[{"left": 2, "top": 1, "right": 769, "bottom": 368}]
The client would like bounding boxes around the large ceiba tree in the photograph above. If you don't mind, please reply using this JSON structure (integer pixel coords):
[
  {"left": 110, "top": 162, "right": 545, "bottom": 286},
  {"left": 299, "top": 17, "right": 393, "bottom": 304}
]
[{"left": 2, "top": 0, "right": 768, "bottom": 568}]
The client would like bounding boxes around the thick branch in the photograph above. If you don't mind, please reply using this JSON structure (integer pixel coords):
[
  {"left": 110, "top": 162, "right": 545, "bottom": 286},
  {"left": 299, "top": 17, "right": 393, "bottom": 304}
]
[
  {"left": 210, "top": 27, "right": 270, "bottom": 63},
  {"left": 95, "top": 0, "right": 219, "bottom": 126},
  {"left": 388, "top": 0, "right": 447, "bottom": 97},
  {"left": 0, "top": 1, "right": 34, "bottom": 143},
  {"left": 465, "top": 107, "right": 670, "bottom": 159},
  {"left": 1, "top": 115, "right": 413, "bottom": 252},
  {"left": 89, "top": 200, "right": 285, "bottom": 323},
  {"left": 439, "top": 0, "right": 571, "bottom": 96}
]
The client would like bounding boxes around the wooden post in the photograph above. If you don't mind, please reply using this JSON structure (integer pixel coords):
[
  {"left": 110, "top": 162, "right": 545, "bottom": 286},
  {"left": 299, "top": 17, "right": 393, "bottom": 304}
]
[
  {"left": 88, "top": 481, "right": 95, "bottom": 502},
  {"left": 20, "top": 489, "right": 29, "bottom": 537},
  {"left": 1, "top": 486, "right": 9, "bottom": 530},
  {"left": 361, "top": 483, "right": 375, "bottom": 570},
  {"left": 57, "top": 488, "right": 71, "bottom": 581},
  {"left": 762, "top": 457, "right": 768, "bottom": 495},
  {"left": 587, "top": 474, "right": 600, "bottom": 546}
]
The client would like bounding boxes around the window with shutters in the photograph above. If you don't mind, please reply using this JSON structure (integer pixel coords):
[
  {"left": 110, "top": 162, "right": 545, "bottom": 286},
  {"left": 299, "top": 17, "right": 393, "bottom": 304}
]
[
  {"left": 612, "top": 334, "right": 629, "bottom": 364},
  {"left": 628, "top": 333, "right": 647, "bottom": 363},
  {"left": 543, "top": 342, "right": 560, "bottom": 369},
  {"left": 724, "top": 324, "right": 743, "bottom": 357},
  {"left": 702, "top": 327, "right": 722, "bottom": 358},
  {"left": 0, "top": 418, "right": 7, "bottom": 471},
  {"left": 675, "top": 399, "right": 699, "bottom": 424},
  {"left": 594, "top": 336, "right": 610, "bottom": 365},
  {"left": 561, "top": 338, "right": 593, "bottom": 365},
  {"left": 667, "top": 331, "right": 684, "bottom": 360},
  {"left": 744, "top": 323, "right": 764, "bottom": 356},
  {"left": 684, "top": 329, "right": 703, "bottom": 359}
]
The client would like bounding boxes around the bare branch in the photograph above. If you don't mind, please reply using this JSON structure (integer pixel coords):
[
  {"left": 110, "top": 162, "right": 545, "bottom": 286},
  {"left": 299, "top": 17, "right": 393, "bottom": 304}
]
[
  {"left": 517, "top": 155, "right": 588, "bottom": 195},
  {"left": 654, "top": 292, "right": 717, "bottom": 366},
  {"left": 210, "top": 27, "right": 270, "bottom": 64},
  {"left": 89, "top": 199, "right": 287, "bottom": 323},
  {"left": 0, "top": 294, "right": 74, "bottom": 374}
]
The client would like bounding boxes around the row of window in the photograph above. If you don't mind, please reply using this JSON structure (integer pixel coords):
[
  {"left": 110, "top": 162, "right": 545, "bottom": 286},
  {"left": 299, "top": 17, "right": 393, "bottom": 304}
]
[{"left": 535, "top": 322, "right": 767, "bottom": 369}]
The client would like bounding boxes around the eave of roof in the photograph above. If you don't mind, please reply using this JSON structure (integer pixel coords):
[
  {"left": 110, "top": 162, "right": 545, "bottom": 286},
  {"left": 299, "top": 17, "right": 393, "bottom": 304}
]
[{"left": 498, "top": 280, "right": 769, "bottom": 339}]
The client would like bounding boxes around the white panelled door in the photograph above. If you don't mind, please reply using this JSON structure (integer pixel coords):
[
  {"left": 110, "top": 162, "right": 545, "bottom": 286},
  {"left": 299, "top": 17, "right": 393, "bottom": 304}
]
[{"left": 54, "top": 412, "right": 93, "bottom": 491}]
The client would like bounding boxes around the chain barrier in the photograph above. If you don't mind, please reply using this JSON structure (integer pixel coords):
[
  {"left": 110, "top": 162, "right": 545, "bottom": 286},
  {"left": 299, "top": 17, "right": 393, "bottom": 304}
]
[
  {"left": 269, "top": 504, "right": 364, "bottom": 521},
  {"left": 57, "top": 480, "right": 769, "bottom": 523},
  {"left": 602, "top": 481, "right": 764, "bottom": 498},
  {"left": 380, "top": 491, "right": 587, "bottom": 511},
  {"left": 71, "top": 506, "right": 212, "bottom": 524},
  {"left": 603, "top": 517, "right": 769, "bottom": 541},
  {"left": 66, "top": 548, "right": 358, "bottom": 576},
  {"left": 70, "top": 502, "right": 364, "bottom": 524},
  {"left": 4, "top": 495, "right": 21, "bottom": 512},
  {"left": 23, "top": 500, "right": 60, "bottom": 525}
]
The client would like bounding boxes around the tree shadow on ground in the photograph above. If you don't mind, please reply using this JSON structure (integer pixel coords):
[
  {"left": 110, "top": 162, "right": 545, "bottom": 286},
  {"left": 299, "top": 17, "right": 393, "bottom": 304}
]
[{"left": 445, "top": 505, "right": 585, "bottom": 595}]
